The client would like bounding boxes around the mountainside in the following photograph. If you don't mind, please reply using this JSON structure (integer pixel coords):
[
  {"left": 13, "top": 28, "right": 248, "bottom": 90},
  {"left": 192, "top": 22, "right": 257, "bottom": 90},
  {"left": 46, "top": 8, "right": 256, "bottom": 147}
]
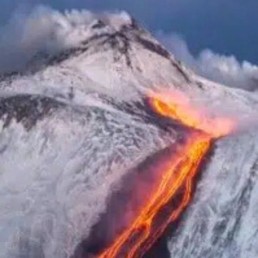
[
  {"left": 0, "top": 11, "right": 258, "bottom": 258},
  {"left": 168, "top": 130, "right": 258, "bottom": 258}
]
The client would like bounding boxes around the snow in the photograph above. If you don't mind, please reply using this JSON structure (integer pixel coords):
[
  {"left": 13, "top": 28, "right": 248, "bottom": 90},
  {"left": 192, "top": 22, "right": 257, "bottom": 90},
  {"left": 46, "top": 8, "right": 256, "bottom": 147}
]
[
  {"left": 0, "top": 103, "right": 177, "bottom": 258},
  {"left": 168, "top": 129, "right": 258, "bottom": 257}
]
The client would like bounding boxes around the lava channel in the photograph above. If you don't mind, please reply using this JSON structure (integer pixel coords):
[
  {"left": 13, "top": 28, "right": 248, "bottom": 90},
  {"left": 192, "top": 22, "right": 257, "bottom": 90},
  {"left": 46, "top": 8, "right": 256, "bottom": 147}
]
[{"left": 98, "top": 92, "right": 234, "bottom": 258}]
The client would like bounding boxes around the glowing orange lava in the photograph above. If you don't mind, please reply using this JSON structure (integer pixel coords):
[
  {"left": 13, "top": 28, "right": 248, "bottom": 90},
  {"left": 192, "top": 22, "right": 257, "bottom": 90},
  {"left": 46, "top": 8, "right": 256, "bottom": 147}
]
[
  {"left": 149, "top": 91, "right": 235, "bottom": 137},
  {"left": 98, "top": 91, "right": 234, "bottom": 258}
]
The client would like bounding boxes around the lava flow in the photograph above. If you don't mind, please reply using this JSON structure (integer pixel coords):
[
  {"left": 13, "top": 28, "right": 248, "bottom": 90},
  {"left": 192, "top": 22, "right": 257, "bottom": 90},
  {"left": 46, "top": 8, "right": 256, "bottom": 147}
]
[{"left": 98, "top": 92, "right": 234, "bottom": 258}]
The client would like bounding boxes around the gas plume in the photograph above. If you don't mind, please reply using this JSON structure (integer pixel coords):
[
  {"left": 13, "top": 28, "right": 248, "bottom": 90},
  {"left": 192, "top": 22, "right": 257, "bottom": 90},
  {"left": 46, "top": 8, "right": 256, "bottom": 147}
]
[
  {"left": 0, "top": 5, "right": 131, "bottom": 73},
  {"left": 159, "top": 33, "right": 258, "bottom": 92}
]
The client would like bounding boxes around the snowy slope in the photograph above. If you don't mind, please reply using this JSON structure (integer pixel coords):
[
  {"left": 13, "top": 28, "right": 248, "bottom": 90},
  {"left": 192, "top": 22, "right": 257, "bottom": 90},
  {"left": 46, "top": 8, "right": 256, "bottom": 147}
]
[
  {"left": 0, "top": 97, "right": 179, "bottom": 258},
  {"left": 0, "top": 10, "right": 258, "bottom": 258},
  {"left": 168, "top": 130, "right": 258, "bottom": 258}
]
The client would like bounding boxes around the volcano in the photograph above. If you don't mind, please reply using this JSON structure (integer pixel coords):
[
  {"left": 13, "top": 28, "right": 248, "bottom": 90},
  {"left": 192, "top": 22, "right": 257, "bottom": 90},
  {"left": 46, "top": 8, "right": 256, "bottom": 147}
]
[{"left": 0, "top": 10, "right": 258, "bottom": 258}]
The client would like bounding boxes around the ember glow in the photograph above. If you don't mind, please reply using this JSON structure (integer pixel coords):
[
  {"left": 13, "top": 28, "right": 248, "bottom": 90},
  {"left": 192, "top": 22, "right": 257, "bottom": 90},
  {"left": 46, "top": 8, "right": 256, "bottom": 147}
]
[
  {"left": 149, "top": 91, "right": 235, "bottom": 138},
  {"left": 98, "top": 92, "right": 234, "bottom": 258}
]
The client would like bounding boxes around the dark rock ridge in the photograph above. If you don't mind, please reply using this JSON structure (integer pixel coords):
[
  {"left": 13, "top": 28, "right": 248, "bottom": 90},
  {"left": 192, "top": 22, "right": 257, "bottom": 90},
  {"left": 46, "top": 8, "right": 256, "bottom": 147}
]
[{"left": 0, "top": 94, "right": 64, "bottom": 130}]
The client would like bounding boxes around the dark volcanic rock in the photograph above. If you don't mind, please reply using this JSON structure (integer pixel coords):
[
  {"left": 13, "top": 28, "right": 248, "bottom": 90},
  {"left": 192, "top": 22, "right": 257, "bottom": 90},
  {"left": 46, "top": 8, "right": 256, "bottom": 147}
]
[{"left": 0, "top": 94, "right": 64, "bottom": 130}]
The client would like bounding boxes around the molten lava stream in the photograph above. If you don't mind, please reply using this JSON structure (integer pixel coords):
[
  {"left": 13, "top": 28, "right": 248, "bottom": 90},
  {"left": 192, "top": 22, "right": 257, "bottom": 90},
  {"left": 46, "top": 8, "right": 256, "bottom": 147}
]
[
  {"left": 98, "top": 133, "right": 211, "bottom": 258},
  {"left": 98, "top": 94, "right": 233, "bottom": 258}
]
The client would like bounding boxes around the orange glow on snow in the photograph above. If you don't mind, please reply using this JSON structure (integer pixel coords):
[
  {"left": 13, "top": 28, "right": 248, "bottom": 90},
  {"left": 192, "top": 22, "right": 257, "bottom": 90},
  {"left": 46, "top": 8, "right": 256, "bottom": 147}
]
[
  {"left": 149, "top": 91, "right": 235, "bottom": 138},
  {"left": 98, "top": 90, "right": 234, "bottom": 258}
]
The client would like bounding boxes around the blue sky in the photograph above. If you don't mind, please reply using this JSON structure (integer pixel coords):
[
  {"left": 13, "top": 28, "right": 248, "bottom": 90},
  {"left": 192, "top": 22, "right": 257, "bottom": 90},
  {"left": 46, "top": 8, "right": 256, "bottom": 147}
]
[{"left": 1, "top": 0, "right": 258, "bottom": 65}]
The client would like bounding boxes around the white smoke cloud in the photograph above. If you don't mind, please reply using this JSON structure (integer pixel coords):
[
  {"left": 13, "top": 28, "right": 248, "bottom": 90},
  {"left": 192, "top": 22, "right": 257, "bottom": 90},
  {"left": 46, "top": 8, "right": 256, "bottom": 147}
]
[
  {"left": 0, "top": 5, "right": 131, "bottom": 73},
  {"left": 0, "top": 6, "right": 82, "bottom": 72},
  {"left": 158, "top": 33, "right": 258, "bottom": 91}
]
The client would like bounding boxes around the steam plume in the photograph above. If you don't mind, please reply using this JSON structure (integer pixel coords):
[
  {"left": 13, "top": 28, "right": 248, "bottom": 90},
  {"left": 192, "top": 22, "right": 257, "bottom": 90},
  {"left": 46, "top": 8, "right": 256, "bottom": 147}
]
[
  {"left": 158, "top": 33, "right": 258, "bottom": 92},
  {"left": 0, "top": 5, "right": 131, "bottom": 73}
]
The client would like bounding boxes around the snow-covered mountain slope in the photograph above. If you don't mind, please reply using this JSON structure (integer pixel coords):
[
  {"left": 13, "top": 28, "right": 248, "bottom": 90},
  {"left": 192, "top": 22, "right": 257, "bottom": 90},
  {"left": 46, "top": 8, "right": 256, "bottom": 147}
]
[
  {"left": 168, "top": 130, "right": 258, "bottom": 258},
  {"left": 0, "top": 10, "right": 258, "bottom": 258},
  {"left": 1, "top": 10, "right": 257, "bottom": 114},
  {"left": 0, "top": 95, "right": 180, "bottom": 258}
]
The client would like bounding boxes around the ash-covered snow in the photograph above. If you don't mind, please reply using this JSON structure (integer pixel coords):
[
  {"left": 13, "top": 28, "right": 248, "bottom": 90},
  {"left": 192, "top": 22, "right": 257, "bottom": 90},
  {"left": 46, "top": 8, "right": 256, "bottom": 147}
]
[{"left": 0, "top": 8, "right": 258, "bottom": 258}]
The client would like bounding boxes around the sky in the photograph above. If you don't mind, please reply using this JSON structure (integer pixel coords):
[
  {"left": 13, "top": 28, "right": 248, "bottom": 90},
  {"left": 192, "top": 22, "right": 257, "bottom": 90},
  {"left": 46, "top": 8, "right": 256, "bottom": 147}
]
[
  {"left": 1, "top": 0, "right": 258, "bottom": 64},
  {"left": 0, "top": 0, "right": 257, "bottom": 91}
]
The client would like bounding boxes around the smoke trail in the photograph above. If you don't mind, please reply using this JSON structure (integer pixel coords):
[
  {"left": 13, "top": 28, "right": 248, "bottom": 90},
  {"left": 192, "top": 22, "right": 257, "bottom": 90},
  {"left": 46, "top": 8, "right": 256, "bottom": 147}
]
[
  {"left": 0, "top": 5, "right": 131, "bottom": 73},
  {"left": 158, "top": 33, "right": 258, "bottom": 92}
]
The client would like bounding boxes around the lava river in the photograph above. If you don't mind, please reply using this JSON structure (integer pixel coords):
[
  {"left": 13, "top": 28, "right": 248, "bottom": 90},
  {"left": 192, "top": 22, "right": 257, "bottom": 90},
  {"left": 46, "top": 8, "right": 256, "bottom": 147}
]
[{"left": 98, "top": 92, "right": 234, "bottom": 258}]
